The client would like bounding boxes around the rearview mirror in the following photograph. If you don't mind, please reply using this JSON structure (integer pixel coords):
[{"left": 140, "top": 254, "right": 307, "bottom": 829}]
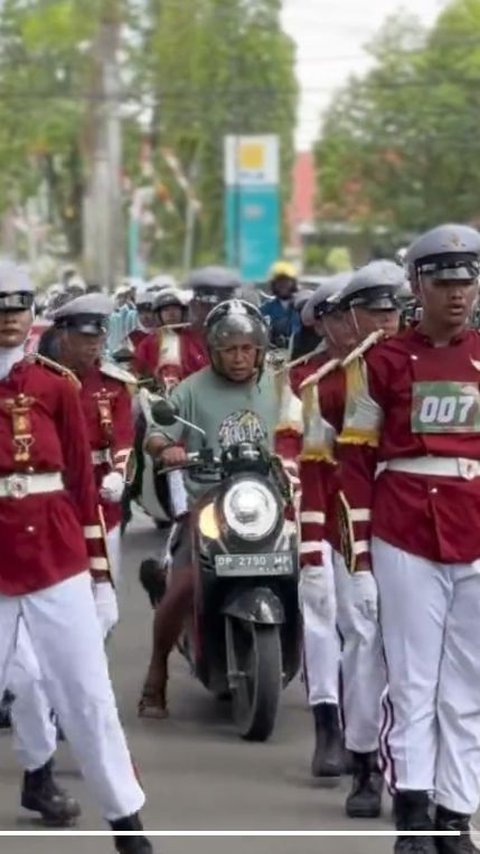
[{"left": 151, "top": 398, "right": 178, "bottom": 426}]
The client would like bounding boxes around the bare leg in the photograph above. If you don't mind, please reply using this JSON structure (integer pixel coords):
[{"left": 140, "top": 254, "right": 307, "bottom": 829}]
[{"left": 139, "top": 565, "right": 194, "bottom": 718}]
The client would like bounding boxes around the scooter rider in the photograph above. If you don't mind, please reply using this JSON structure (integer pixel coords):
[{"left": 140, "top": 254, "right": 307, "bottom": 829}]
[
  {"left": 138, "top": 299, "right": 302, "bottom": 718},
  {"left": 126, "top": 289, "right": 189, "bottom": 531},
  {"left": 134, "top": 289, "right": 188, "bottom": 392},
  {"left": 337, "top": 226, "right": 480, "bottom": 853},
  {"left": 127, "top": 286, "right": 160, "bottom": 353},
  {"left": 261, "top": 260, "right": 301, "bottom": 348}
]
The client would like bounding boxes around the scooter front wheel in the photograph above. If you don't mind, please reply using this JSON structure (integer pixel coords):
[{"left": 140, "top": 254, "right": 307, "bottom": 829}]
[{"left": 231, "top": 621, "right": 282, "bottom": 742}]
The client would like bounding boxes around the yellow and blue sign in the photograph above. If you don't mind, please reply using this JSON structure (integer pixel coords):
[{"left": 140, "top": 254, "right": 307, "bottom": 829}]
[{"left": 224, "top": 136, "right": 280, "bottom": 281}]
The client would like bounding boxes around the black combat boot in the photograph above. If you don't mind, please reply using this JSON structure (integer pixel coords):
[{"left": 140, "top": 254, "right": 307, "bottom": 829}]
[
  {"left": 21, "top": 758, "right": 81, "bottom": 826},
  {"left": 393, "top": 791, "right": 436, "bottom": 853},
  {"left": 434, "top": 805, "right": 475, "bottom": 853},
  {"left": 343, "top": 749, "right": 354, "bottom": 775},
  {"left": 345, "top": 751, "right": 383, "bottom": 818},
  {"left": 0, "top": 689, "right": 13, "bottom": 729},
  {"left": 110, "top": 813, "right": 154, "bottom": 853},
  {"left": 311, "top": 703, "right": 343, "bottom": 781},
  {"left": 121, "top": 486, "right": 133, "bottom": 535}
]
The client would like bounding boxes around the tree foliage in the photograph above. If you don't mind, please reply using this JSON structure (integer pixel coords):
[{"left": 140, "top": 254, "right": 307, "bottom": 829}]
[
  {"left": 0, "top": 0, "right": 297, "bottom": 266},
  {"left": 315, "top": 0, "right": 480, "bottom": 238},
  {"left": 141, "top": 0, "right": 297, "bottom": 265}
]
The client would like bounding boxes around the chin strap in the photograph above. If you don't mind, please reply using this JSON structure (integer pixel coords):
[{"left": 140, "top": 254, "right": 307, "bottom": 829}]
[
  {"left": 0, "top": 344, "right": 25, "bottom": 380},
  {"left": 323, "top": 317, "right": 340, "bottom": 349},
  {"left": 349, "top": 306, "right": 360, "bottom": 338}
]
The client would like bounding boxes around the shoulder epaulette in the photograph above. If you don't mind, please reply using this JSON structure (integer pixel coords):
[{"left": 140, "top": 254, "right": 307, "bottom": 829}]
[
  {"left": 100, "top": 361, "right": 138, "bottom": 386},
  {"left": 299, "top": 357, "right": 341, "bottom": 391},
  {"left": 32, "top": 353, "right": 81, "bottom": 389},
  {"left": 341, "top": 330, "right": 385, "bottom": 369}
]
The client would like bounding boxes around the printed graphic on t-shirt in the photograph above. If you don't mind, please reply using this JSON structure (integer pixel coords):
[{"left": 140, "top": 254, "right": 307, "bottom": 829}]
[
  {"left": 411, "top": 381, "right": 480, "bottom": 433},
  {"left": 218, "top": 409, "right": 268, "bottom": 448}
]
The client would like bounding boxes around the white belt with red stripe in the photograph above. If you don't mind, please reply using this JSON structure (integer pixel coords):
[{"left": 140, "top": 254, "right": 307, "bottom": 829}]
[
  {"left": 385, "top": 456, "right": 480, "bottom": 481},
  {"left": 0, "top": 472, "right": 63, "bottom": 499},
  {"left": 91, "top": 449, "right": 111, "bottom": 466}
]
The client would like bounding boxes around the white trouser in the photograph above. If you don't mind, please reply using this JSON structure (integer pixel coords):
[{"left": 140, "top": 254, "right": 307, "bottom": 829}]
[
  {"left": 0, "top": 572, "right": 144, "bottom": 821},
  {"left": 373, "top": 537, "right": 480, "bottom": 815},
  {"left": 9, "top": 577, "right": 119, "bottom": 772},
  {"left": 106, "top": 524, "right": 122, "bottom": 588},
  {"left": 298, "top": 544, "right": 340, "bottom": 706},
  {"left": 7, "top": 619, "right": 57, "bottom": 771},
  {"left": 333, "top": 549, "right": 386, "bottom": 753}
]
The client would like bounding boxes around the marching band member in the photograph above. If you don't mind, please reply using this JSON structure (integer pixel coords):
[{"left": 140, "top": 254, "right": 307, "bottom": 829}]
[
  {"left": 0, "top": 262, "right": 153, "bottom": 852},
  {"left": 338, "top": 225, "right": 480, "bottom": 852},
  {"left": 52, "top": 294, "right": 136, "bottom": 614}
]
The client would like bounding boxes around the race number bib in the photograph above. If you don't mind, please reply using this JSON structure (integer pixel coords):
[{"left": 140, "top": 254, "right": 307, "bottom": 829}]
[{"left": 411, "top": 381, "right": 480, "bottom": 433}]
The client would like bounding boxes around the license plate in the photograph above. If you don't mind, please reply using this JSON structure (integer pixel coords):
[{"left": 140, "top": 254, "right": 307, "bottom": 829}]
[{"left": 215, "top": 552, "right": 294, "bottom": 577}]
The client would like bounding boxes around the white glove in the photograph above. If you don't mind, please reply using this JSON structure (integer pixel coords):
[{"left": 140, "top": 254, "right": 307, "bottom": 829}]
[
  {"left": 282, "top": 459, "right": 300, "bottom": 489},
  {"left": 93, "top": 581, "right": 119, "bottom": 640},
  {"left": 100, "top": 471, "right": 124, "bottom": 503},
  {"left": 351, "top": 571, "right": 378, "bottom": 621}
]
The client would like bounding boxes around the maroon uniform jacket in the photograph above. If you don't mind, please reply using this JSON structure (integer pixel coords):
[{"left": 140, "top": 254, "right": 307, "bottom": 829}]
[
  {"left": 338, "top": 327, "right": 480, "bottom": 567},
  {"left": 134, "top": 327, "right": 209, "bottom": 390},
  {"left": 299, "top": 354, "right": 345, "bottom": 567},
  {"left": 79, "top": 362, "right": 135, "bottom": 532},
  {"left": 0, "top": 355, "right": 108, "bottom": 595}
]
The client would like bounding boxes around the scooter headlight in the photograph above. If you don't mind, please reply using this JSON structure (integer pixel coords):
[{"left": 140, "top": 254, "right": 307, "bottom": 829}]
[{"left": 223, "top": 479, "right": 278, "bottom": 541}]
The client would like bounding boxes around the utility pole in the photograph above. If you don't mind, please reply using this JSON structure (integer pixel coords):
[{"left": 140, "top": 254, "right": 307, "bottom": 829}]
[
  {"left": 82, "top": 0, "right": 123, "bottom": 290},
  {"left": 182, "top": 151, "right": 200, "bottom": 274}
]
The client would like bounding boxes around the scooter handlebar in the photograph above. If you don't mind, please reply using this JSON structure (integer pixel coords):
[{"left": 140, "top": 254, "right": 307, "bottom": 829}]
[{"left": 155, "top": 449, "right": 221, "bottom": 478}]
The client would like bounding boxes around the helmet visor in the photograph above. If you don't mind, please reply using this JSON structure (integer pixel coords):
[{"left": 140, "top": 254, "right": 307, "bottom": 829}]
[
  {"left": 313, "top": 294, "right": 342, "bottom": 319},
  {"left": 345, "top": 286, "right": 400, "bottom": 311},
  {"left": 57, "top": 313, "right": 108, "bottom": 335},
  {"left": 0, "top": 292, "right": 34, "bottom": 312},
  {"left": 194, "top": 287, "right": 236, "bottom": 305},
  {"left": 416, "top": 253, "right": 480, "bottom": 281}
]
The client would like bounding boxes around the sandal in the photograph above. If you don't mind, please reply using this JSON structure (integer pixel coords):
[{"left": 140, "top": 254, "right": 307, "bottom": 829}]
[{"left": 138, "top": 683, "right": 168, "bottom": 719}]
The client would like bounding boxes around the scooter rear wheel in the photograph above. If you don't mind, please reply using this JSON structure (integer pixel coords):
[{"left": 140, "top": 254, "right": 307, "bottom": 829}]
[{"left": 232, "top": 622, "right": 282, "bottom": 742}]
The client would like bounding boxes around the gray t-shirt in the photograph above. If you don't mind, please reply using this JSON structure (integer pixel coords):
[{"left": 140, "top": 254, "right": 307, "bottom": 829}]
[{"left": 149, "top": 366, "right": 283, "bottom": 499}]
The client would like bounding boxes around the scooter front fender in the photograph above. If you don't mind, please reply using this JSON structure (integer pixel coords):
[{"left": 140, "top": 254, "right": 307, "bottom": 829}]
[{"left": 222, "top": 587, "right": 285, "bottom": 625}]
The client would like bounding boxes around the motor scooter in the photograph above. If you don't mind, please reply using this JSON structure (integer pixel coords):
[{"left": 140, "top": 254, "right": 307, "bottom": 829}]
[{"left": 145, "top": 398, "right": 302, "bottom": 742}]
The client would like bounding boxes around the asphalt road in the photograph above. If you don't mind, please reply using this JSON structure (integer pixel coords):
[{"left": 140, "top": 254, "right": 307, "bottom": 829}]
[{"left": 0, "top": 512, "right": 448, "bottom": 854}]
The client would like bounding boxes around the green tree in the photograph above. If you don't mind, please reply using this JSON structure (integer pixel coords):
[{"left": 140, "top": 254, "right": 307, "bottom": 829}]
[
  {"left": 0, "top": 0, "right": 297, "bottom": 267},
  {"left": 315, "top": 0, "right": 480, "bottom": 237},
  {"left": 0, "top": 0, "right": 102, "bottom": 256},
  {"left": 144, "top": 0, "right": 297, "bottom": 265}
]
